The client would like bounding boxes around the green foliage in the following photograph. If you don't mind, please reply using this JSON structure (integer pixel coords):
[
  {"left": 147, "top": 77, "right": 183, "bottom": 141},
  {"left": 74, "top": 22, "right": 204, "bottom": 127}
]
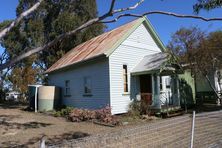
[
  {"left": 11, "top": 0, "right": 105, "bottom": 68},
  {"left": 168, "top": 27, "right": 222, "bottom": 98},
  {"left": 1, "top": 0, "right": 105, "bottom": 92},
  {"left": 0, "top": 20, "right": 12, "bottom": 31},
  {"left": 193, "top": 0, "right": 222, "bottom": 14},
  {"left": 128, "top": 100, "right": 141, "bottom": 117},
  {"left": 54, "top": 106, "right": 73, "bottom": 117}
]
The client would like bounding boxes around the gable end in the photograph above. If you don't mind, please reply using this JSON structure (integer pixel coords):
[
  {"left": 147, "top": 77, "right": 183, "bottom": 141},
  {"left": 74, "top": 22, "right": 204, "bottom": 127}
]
[{"left": 105, "top": 17, "right": 167, "bottom": 57}]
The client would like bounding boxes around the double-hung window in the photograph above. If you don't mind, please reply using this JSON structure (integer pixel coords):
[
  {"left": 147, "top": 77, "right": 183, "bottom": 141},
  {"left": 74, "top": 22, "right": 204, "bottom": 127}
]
[
  {"left": 123, "top": 65, "right": 128, "bottom": 93},
  {"left": 84, "top": 77, "right": 92, "bottom": 94},
  {"left": 65, "top": 80, "right": 71, "bottom": 96}
]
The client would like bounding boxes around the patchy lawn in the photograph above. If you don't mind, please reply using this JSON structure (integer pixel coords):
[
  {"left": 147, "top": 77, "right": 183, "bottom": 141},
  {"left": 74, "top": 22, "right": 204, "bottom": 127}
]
[{"left": 0, "top": 103, "right": 159, "bottom": 147}]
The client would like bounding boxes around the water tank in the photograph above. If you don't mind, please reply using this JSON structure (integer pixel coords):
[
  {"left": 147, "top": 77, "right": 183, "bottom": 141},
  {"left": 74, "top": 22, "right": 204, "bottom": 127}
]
[
  {"left": 28, "top": 85, "right": 42, "bottom": 111},
  {"left": 38, "top": 86, "right": 60, "bottom": 111}
]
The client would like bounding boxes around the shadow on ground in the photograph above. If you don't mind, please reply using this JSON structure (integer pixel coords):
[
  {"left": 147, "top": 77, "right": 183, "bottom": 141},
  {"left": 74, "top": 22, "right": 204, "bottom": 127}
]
[
  {"left": 189, "top": 103, "right": 222, "bottom": 113},
  {"left": 0, "top": 121, "right": 52, "bottom": 131},
  {"left": 1, "top": 136, "right": 42, "bottom": 148},
  {"left": 0, "top": 132, "right": 90, "bottom": 148},
  {"left": 0, "top": 102, "right": 27, "bottom": 109}
]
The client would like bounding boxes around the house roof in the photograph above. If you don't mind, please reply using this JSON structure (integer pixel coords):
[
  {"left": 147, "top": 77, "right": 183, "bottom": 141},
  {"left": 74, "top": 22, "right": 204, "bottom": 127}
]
[
  {"left": 131, "top": 52, "right": 176, "bottom": 75},
  {"left": 46, "top": 17, "right": 166, "bottom": 74}
]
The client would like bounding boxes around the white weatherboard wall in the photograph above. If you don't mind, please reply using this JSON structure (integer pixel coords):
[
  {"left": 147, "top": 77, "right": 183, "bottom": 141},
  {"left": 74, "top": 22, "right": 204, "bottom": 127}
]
[
  {"left": 48, "top": 58, "right": 110, "bottom": 109},
  {"left": 109, "top": 22, "right": 162, "bottom": 114}
]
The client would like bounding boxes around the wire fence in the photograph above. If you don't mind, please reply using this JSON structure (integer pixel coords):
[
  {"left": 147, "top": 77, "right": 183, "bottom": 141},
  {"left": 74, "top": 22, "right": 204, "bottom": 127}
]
[{"left": 47, "top": 110, "right": 222, "bottom": 148}]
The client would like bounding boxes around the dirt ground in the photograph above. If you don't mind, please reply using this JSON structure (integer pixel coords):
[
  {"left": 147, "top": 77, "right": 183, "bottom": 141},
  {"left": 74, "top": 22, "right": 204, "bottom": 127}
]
[
  {"left": 2, "top": 102, "right": 221, "bottom": 148},
  {"left": 0, "top": 103, "right": 157, "bottom": 148},
  {"left": 0, "top": 104, "right": 124, "bottom": 147}
]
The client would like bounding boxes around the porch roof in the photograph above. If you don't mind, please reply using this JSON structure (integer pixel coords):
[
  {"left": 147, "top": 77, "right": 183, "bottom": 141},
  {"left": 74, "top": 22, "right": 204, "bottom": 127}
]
[{"left": 131, "top": 52, "right": 177, "bottom": 75}]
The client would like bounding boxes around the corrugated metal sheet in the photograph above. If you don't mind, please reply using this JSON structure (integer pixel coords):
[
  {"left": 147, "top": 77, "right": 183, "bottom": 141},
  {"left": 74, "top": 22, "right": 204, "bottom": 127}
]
[
  {"left": 131, "top": 52, "right": 170, "bottom": 75},
  {"left": 45, "top": 19, "right": 142, "bottom": 73}
]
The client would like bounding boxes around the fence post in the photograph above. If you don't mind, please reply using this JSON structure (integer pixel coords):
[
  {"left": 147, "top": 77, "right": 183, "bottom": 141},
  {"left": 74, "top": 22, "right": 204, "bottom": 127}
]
[
  {"left": 39, "top": 135, "right": 47, "bottom": 148},
  {"left": 190, "top": 111, "right": 196, "bottom": 148}
]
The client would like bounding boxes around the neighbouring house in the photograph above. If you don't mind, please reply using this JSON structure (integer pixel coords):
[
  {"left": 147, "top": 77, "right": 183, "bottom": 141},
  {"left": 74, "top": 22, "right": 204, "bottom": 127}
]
[
  {"left": 46, "top": 17, "right": 183, "bottom": 115},
  {"left": 5, "top": 91, "right": 21, "bottom": 101},
  {"left": 178, "top": 67, "right": 196, "bottom": 108},
  {"left": 195, "top": 69, "right": 222, "bottom": 104}
]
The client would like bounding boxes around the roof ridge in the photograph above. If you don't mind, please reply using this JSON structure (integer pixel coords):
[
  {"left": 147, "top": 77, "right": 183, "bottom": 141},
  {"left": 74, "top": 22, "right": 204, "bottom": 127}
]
[
  {"left": 70, "top": 18, "right": 143, "bottom": 51},
  {"left": 45, "top": 17, "right": 146, "bottom": 73}
]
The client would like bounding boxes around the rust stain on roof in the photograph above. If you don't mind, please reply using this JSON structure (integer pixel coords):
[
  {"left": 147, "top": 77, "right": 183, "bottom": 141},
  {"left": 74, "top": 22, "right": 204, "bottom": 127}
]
[{"left": 46, "top": 18, "right": 142, "bottom": 73}]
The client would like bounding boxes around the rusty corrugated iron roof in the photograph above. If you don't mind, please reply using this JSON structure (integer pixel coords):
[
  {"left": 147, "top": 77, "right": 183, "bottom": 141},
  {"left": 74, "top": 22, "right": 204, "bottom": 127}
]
[{"left": 45, "top": 18, "right": 143, "bottom": 73}]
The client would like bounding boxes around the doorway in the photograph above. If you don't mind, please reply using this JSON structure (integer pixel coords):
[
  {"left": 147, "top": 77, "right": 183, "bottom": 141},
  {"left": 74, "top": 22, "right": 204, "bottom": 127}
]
[{"left": 140, "top": 74, "right": 152, "bottom": 109}]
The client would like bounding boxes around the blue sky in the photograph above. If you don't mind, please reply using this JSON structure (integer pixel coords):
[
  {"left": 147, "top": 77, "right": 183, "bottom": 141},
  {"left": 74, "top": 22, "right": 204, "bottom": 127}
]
[{"left": 1, "top": 0, "right": 222, "bottom": 54}]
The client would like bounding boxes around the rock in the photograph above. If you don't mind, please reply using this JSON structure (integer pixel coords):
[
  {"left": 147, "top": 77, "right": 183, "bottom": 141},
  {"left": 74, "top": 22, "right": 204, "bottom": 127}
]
[{"left": 122, "top": 122, "right": 129, "bottom": 125}]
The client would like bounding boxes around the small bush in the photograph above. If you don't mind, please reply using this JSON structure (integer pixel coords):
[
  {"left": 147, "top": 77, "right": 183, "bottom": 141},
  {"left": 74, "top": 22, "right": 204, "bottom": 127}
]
[
  {"left": 54, "top": 106, "right": 73, "bottom": 117},
  {"left": 69, "top": 109, "right": 96, "bottom": 122},
  {"left": 95, "top": 106, "right": 120, "bottom": 125},
  {"left": 129, "top": 99, "right": 153, "bottom": 116},
  {"left": 128, "top": 100, "right": 141, "bottom": 117},
  {"left": 68, "top": 106, "right": 120, "bottom": 125}
]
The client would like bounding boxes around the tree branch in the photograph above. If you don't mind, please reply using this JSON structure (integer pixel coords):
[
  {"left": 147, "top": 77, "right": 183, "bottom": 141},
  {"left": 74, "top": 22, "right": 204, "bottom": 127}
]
[
  {"left": 0, "top": 0, "right": 144, "bottom": 70},
  {"left": 0, "top": 0, "right": 43, "bottom": 39},
  {"left": 112, "top": 0, "right": 144, "bottom": 14},
  {"left": 109, "top": 0, "right": 116, "bottom": 14},
  {"left": 100, "top": 11, "right": 222, "bottom": 23},
  {"left": 1, "top": 0, "right": 222, "bottom": 71}
]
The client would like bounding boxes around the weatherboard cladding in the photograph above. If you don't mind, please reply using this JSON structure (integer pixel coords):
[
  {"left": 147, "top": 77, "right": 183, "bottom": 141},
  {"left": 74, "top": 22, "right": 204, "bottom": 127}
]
[
  {"left": 48, "top": 58, "right": 110, "bottom": 109},
  {"left": 45, "top": 18, "right": 141, "bottom": 73},
  {"left": 47, "top": 17, "right": 167, "bottom": 114},
  {"left": 109, "top": 23, "right": 162, "bottom": 114}
]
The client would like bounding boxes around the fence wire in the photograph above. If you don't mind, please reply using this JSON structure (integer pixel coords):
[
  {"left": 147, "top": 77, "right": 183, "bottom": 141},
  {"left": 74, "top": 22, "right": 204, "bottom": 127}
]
[{"left": 49, "top": 111, "right": 222, "bottom": 148}]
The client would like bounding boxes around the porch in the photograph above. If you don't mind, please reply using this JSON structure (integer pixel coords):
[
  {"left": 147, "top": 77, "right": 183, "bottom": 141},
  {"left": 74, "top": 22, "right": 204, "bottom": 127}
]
[{"left": 131, "top": 52, "right": 182, "bottom": 113}]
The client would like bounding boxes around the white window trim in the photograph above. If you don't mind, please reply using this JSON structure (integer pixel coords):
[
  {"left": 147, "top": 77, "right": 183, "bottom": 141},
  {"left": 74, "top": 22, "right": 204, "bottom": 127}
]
[{"left": 122, "top": 64, "right": 129, "bottom": 93}]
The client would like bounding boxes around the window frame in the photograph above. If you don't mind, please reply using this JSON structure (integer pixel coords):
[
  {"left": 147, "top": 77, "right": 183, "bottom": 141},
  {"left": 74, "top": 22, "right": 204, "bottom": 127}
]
[
  {"left": 64, "top": 80, "right": 71, "bottom": 96},
  {"left": 83, "top": 76, "right": 92, "bottom": 96},
  {"left": 159, "top": 76, "right": 163, "bottom": 91},
  {"left": 123, "top": 64, "right": 129, "bottom": 93},
  {"left": 165, "top": 77, "right": 171, "bottom": 89}
]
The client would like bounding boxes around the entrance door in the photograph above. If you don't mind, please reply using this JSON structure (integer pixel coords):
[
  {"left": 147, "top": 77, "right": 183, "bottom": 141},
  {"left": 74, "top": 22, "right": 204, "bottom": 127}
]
[
  {"left": 140, "top": 75, "right": 152, "bottom": 93},
  {"left": 140, "top": 75, "right": 152, "bottom": 107}
]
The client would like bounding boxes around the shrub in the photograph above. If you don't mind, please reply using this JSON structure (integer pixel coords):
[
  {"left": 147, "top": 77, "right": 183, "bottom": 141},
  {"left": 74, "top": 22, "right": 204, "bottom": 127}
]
[
  {"left": 69, "top": 109, "right": 96, "bottom": 122},
  {"left": 129, "top": 100, "right": 141, "bottom": 117},
  {"left": 54, "top": 106, "right": 73, "bottom": 117},
  {"left": 68, "top": 106, "right": 120, "bottom": 125},
  {"left": 95, "top": 106, "right": 120, "bottom": 125},
  {"left": 129, "top": 99, "right": 153, "bottom": 116}
]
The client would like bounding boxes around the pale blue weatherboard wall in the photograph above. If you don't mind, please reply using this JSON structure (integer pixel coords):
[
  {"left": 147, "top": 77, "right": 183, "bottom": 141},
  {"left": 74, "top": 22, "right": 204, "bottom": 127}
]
[
  {"left": 48, "top": 58, "right": 110, "bottom": 109},
  {"left": 109, "top": 22, "right": 162, "bottom": 114}
]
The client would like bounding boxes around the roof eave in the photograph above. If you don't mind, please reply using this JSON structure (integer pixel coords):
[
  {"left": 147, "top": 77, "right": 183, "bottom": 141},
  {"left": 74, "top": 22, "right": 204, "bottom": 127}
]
[{"left": 45, "top": 53, "right": 106, "bottom": 74}]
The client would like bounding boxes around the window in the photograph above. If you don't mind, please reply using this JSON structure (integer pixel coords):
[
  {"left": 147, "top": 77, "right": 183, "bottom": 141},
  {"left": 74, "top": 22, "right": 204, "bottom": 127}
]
[
  {"left": 165, "top": 77, "right": 171, "bottom": 88},
  {"left": 123, "top": 65, "right": 128, "bottom": 92},
  {"left": 160, "top": 76, "right": 163, "bottom": 91},
  {"left": 84, "top": 77, "right": 92, "bottom": 94},
  {"left": 65, "top": 80, "right": 71, "bottom": 96}
]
